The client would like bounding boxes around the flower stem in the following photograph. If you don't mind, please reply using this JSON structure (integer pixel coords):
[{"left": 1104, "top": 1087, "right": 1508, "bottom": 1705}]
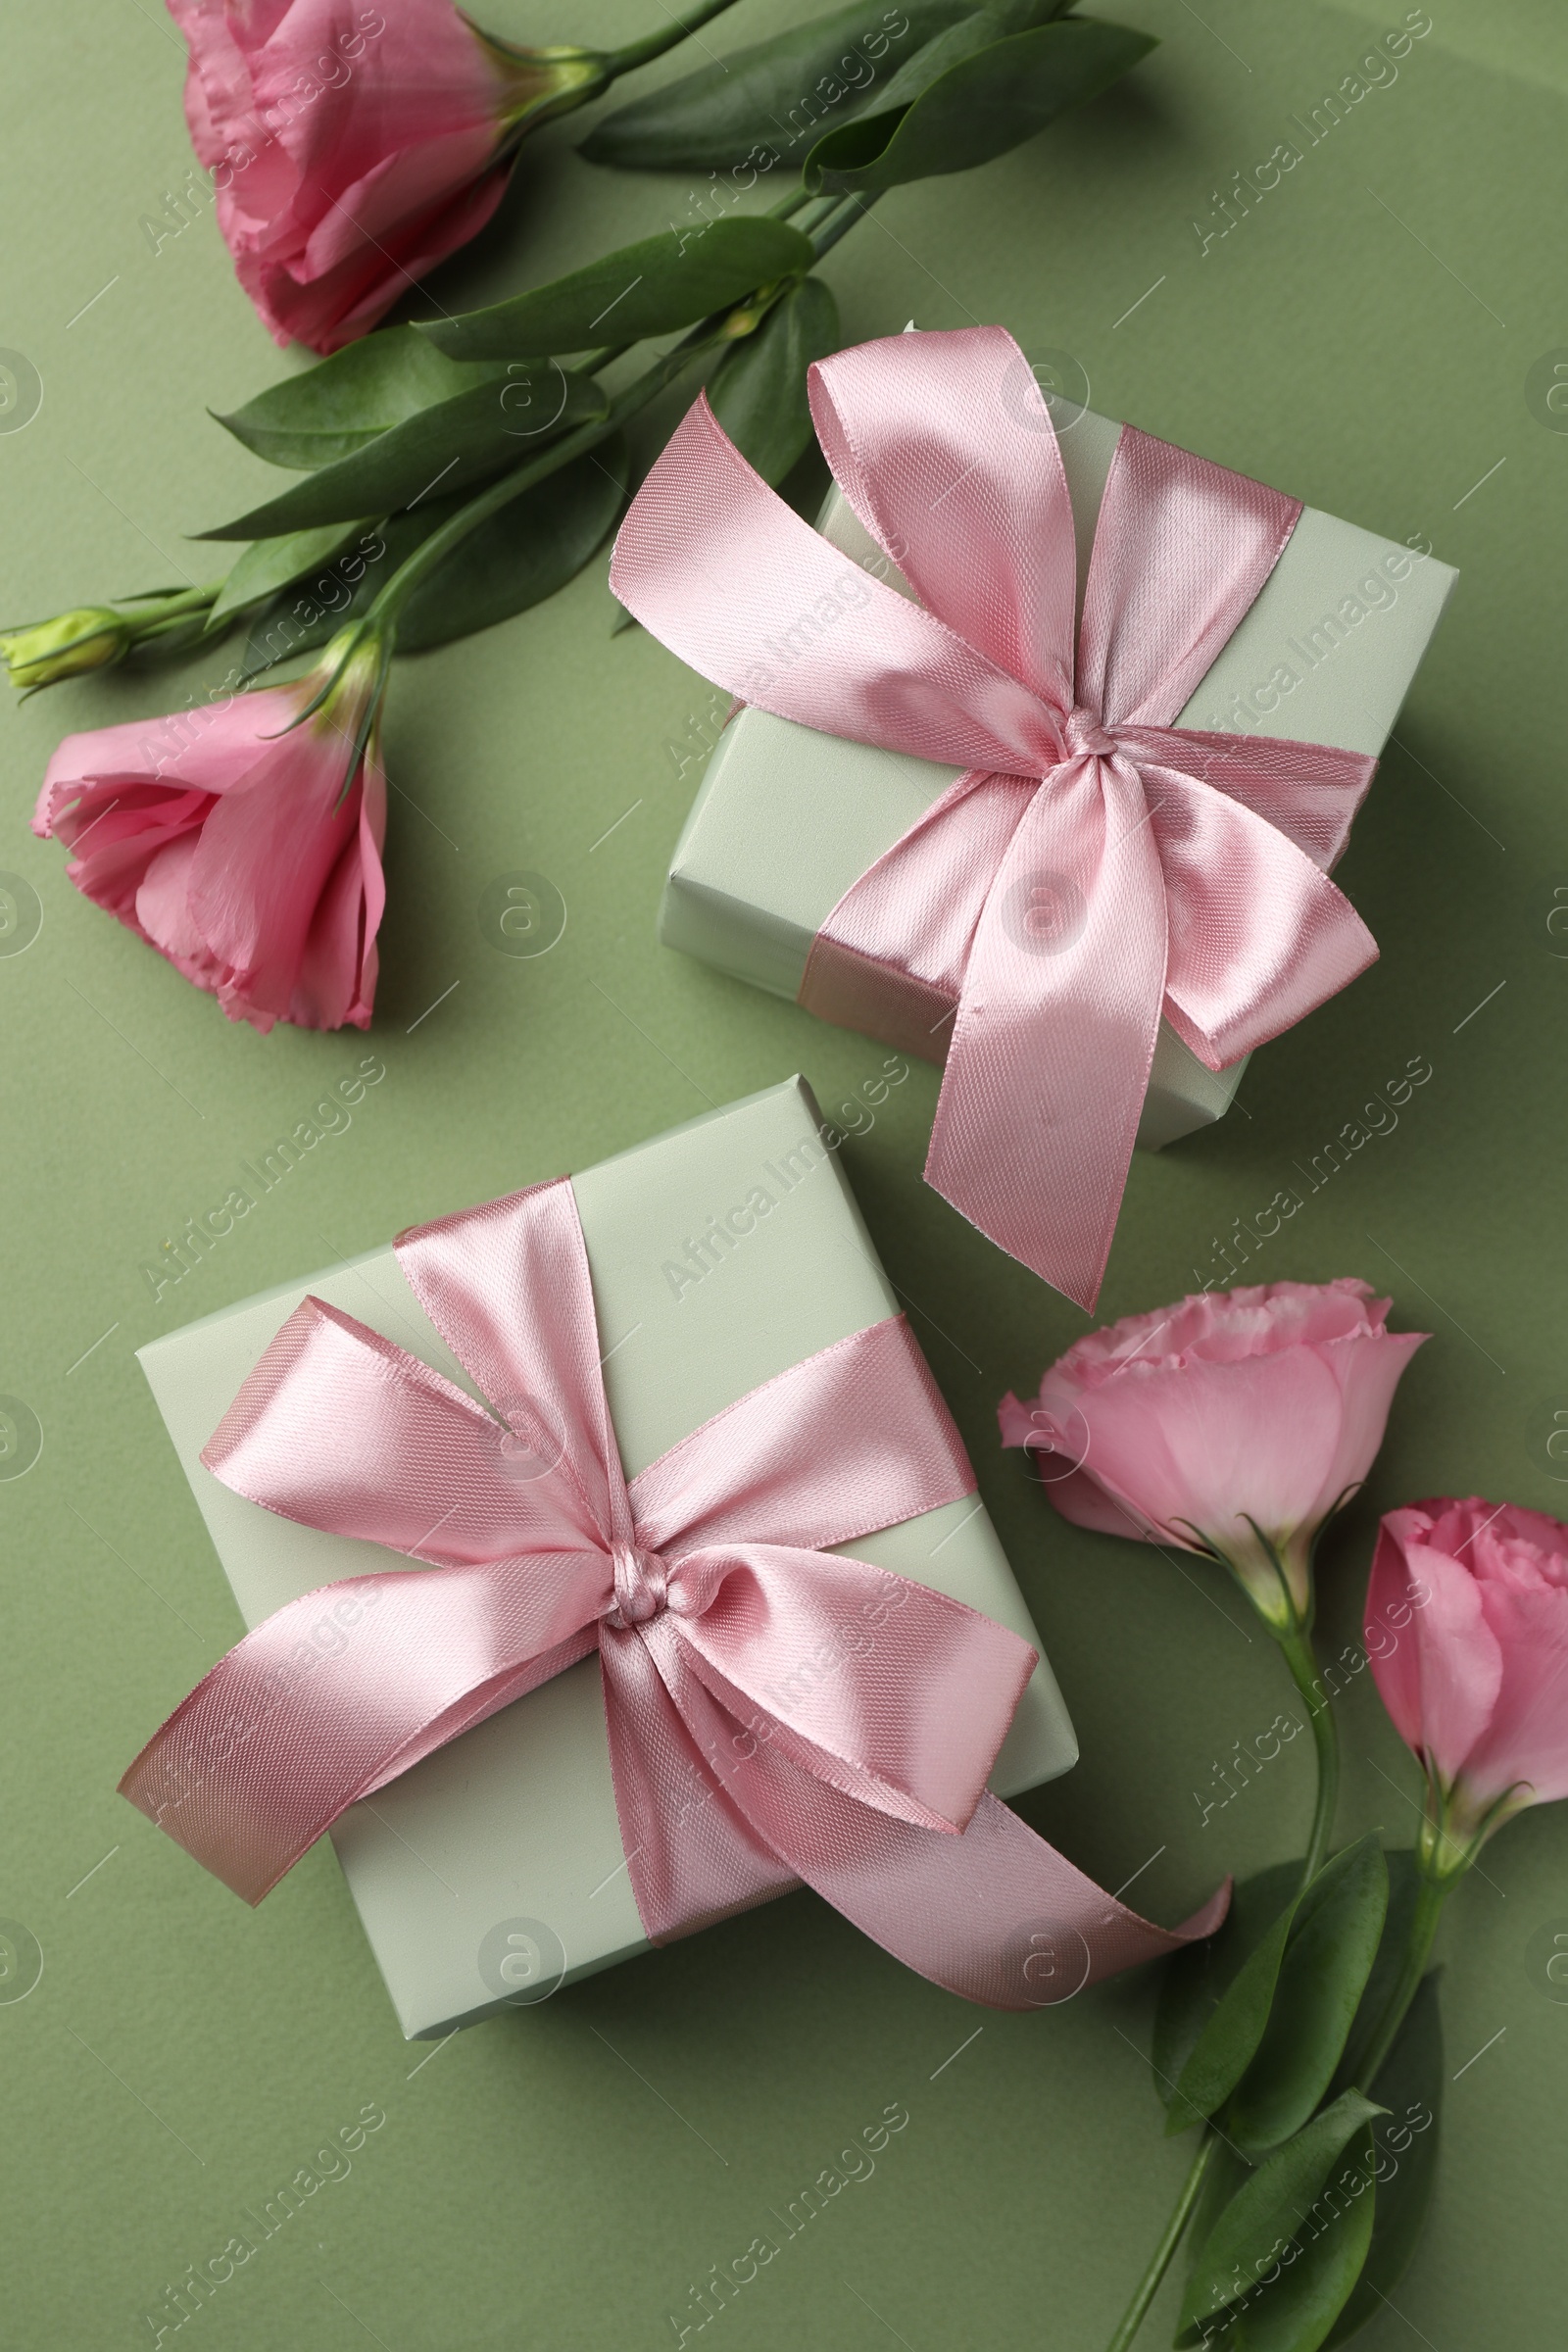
[
  {"left": 808, "top": 190, "right": 879, "bottom": 260},
  {"left": 1353, "top": 1865, "right": 1451, "bottom": 2089},
  {"left": 132, "top": 583, "right": 225, "bottom": 643},
  {"left": 368, "top": 323, "right": 725, "bottom": 632},
  {"left": 354, "top": 172, "right": 880, "bottom": 655},
  {"left": 605, "top": 0, "right": 742, "bottom": 77},
  {"left": 368, "top": 198, "right": 875, "bottom": 638},
  {"left": 1274, "top": 1620, "right": 1339, "bottom": 1886},
  {"left": 1102, "top": 2133, "right": 1217, "bottom": 2352},
  {"left": 767, "top": 183, "right": 823, "bottom": 221}
]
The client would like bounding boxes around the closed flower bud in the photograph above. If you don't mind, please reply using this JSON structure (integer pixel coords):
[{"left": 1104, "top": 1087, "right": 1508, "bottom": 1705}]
[
  {"left": 1, "top": 607, "right": 128, "bottom": 691},
  {"left": 1368, "top": 1497, "right": 1568, "bottom": 1874}
]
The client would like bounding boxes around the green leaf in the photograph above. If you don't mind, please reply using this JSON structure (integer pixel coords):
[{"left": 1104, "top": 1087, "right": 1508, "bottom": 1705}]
[
  {"left": 1154, "top": 1863, "right": 1299, "bottom": 2109},
  {"left": 242, "top": 523, "right": 407, "bottom": 677},
  {"left": 1228, "top": 1838, "right": 1390, "bottom": 2158},
  {"left": 708, "top": 276, "right": 841, "bottom": 485},
  {"left": 1163, "top": 1876, "right": 1300, "bottom": 2135},
  {"left": 1323, "top": 1974, "right": 1443, "bottom": 2347},
  {"left": 418, "top": 220, "right": 816, "bottom": 367},
  {"left": 397, "top": 438, "right": 628, "bottom": 653},
  {"left": 577, "top": 0, "right": 986, "bottom": 172},
  {"left": 805, "top": 17, "right": 1157, "bottom": 196},
  {"left": 1329, "top": 1849, "right": 1421, "bottom": 2098},
  {"left": 213, "top": 326, "right": 511, "bottom": 470},
  {"left": 1178, "top": 2094, "right": 1386, "bottom": 2341},
  {"left": 199, "top": 367, "right": 608, "bottom": 540},
  {"left": 207, "top": 523, "right": 366, "bottom": 627},
  {"left": 241, "top": 445, "right": 625, "bottom": 674},
  {"left": 1201, "top": 2129, "right": 1379, "bottom": 2351},
  {"left": 857, "top": 10, "right": 1018, "bottom": 111}
]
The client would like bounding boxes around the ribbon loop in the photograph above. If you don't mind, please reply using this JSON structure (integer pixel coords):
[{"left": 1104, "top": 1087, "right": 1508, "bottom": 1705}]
[
  {"left": 612, "top": 324, "right": 1380, "bottom": 1307},
  {"left": 122, "top": 1178, "right": 1226, "bottom": 2006}
]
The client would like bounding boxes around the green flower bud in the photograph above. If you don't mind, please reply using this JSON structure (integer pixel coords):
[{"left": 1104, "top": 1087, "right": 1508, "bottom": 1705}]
[{"left": 0, "top": 607, "right": 129, "bottom": 691}]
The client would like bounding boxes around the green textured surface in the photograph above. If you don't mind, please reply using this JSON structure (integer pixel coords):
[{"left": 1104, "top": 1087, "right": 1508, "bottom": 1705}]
[{"left": 1, "top": 2, "right": 1563, "bottom": 2345}]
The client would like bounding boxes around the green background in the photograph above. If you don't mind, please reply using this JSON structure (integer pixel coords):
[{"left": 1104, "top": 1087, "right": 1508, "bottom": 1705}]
[{"left": 2, "top": 1, "right": 1564, "bottom": 2343}]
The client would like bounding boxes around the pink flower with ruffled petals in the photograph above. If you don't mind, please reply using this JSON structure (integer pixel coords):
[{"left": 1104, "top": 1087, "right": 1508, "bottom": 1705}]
[
  {"left": 1000, "top": 1280, "right": 1427, "bottom": 1625},
  {"left": 32, "top": 637, "right": 385, "bottom": 1032},
  {"left": 169, "top": 1, "right": 608, "bottom": 353},
  {"left": 1368, "top": 1497, "right": 1568, "bottom": 1864}
]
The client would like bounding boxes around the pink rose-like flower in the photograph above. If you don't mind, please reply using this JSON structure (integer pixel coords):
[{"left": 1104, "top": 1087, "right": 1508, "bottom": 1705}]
[
  {"left": 33, "top": 636, "right": 386, "bottom": 1032},
  {"left": 1368, "top": 1498, "right": 1568, "bottom": 1862},
  {"left": 1000, "top": 1281, "right": 1428, "bottom": 1625},
  {"left": 169, "top": 1, "right": 608, "bottom": 353}
]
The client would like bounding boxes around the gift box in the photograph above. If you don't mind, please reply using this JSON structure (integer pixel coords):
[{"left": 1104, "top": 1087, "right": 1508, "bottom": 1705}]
[
  {"left": 135, "top": 1077, "right": 1081, "bottom": 2038},
  {"left": 660, "top": 401, "right": 1456, "bottom": 1152},
  {"left": 614, "top": 325, "right": 1459, "bottom": 1308}
]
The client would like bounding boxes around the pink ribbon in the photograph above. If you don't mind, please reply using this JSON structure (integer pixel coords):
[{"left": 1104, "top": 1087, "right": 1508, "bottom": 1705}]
[
  {"left": 611, "top": 325, "right": 1379, "bottom": 1308},
  {"left": 122, "top": 1179, "right": 1224, "bottom": 2007}
]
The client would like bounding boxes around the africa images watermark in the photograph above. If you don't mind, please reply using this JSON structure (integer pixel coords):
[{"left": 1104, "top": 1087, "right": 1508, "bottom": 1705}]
[
  {"left": 1193, "top": 1580, "right": 1433, "bottom": 1826},
  {"left": 1199, "top": 534, "right": 1436, "bottom": 738},
  {"left": 146, "top": 1586, "right": 384, "bottom": 1837},
  {"left": 138, "top": 13, "right": 388, "bottom": 259},
  {"left": 1189, "top": 10, "right": 1434, "bottom": 259},
  {"left": 661, "top": 1059, "right": 909, "bottom": 1301},
  {"left": 241, "top": 529, "right": 390, "bottom": 681},
  {"left": 1190, "top": 1053, "right": 1434, "bottom": 1295},
  {"left": 662, "top": 9, "right": 915, "bottom": 245},
  {"left": 139, "top": 1053, "right": 386, "bottom": 1304},
  {"left": 1196, "top": 2095, "right": 1435, "bottom": 2343},
  {"left": 139, "top": 2100, "right": 388, "bottom": 2344},
  {"left": 666, "top": 2098, "right": 911, "bottom": 2342}
]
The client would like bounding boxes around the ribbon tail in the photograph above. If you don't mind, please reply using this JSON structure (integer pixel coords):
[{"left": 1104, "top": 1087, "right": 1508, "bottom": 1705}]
[
  {"left": 119, "top": 1563, "right": 606, "bottom": 1903},
  {"left": 662, "top": 1659, "right": 1225, "bottom": 2005},
  {"left": 825, "top": 1788, "right": 1231, "bottom": 2008},
  {"left": 926, "top": 753, "right": 1168, "bottom": 1310},
  {"left": 599, "top": 1622, "right": 796, "bottom": 1942}
]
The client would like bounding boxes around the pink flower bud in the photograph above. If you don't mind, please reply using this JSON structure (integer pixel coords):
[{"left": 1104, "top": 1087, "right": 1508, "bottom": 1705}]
[{"left": 1367, "top": 1498, "right": 1568, "bottom": 1866}]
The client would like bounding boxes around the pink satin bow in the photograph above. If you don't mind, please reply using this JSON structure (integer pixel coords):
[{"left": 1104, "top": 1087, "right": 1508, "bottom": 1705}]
[
  {"left": 611, "top": 325, "right": 1380, "bottom": 1308},
  {"left": 122, "top": 1178, "right": 1224, "bottom": 2008}
]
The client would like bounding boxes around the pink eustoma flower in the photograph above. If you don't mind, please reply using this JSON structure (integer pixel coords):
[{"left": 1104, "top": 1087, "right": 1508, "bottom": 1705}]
[
  {"left": 32, "top": 636, "right": 386, "bottom": 1033},
  {"left": 1367, "top": 1497, "right": 1568, "bottom": 1863},
  {"left": 169, "top": 1, "right": 608, "bottom": 354},
  {"left": 1000, "top": 1280, "right": 1427, "bottom": 1626}
]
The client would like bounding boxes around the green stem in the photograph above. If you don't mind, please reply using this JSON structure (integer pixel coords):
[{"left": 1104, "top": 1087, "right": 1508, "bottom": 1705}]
[
  {"left": 1354, "top": 1867, "right": 1451, "bottom": 2088},
  {"left": 368, "top": 321, "right": 727, "bottom": 632},
  {"left": 767, "top": 182, "right": 821, "bottom": 221},
  {"left": 605, "top": 0, "right": 742, "bottom": 77},
  {"left": 809, "top": 189, "right": 880, "bottom": 259},
  {"left": 361, "top": 189, "right": 878, "bottom": 647},
  {"left": 1274, "top": 1621, "right": 1340, "bottom": 1886},
  {"left": 1102, "top": 2134, "right": 1217, "bottom": 2352},
  {"left": 126, "top": 582, "right": 223, "bottom": 622}
]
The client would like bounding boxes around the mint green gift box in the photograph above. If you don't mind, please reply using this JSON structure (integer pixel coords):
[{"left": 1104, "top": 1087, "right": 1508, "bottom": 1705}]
[
  {"left": 662, "top": 396, "right": 1457, "bottom": 1148},
  {"left": 137, "top": 1078, "right": 1077, "bottom": 2037}
]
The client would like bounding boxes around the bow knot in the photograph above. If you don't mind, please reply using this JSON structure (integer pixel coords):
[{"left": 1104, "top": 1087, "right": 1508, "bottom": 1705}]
[
  {"left": 606, "top": 1540, "right": 671, "bottom": 1630},
  {"left": 1059, "top": 707, "right": 1116, "bottom": 760}
]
